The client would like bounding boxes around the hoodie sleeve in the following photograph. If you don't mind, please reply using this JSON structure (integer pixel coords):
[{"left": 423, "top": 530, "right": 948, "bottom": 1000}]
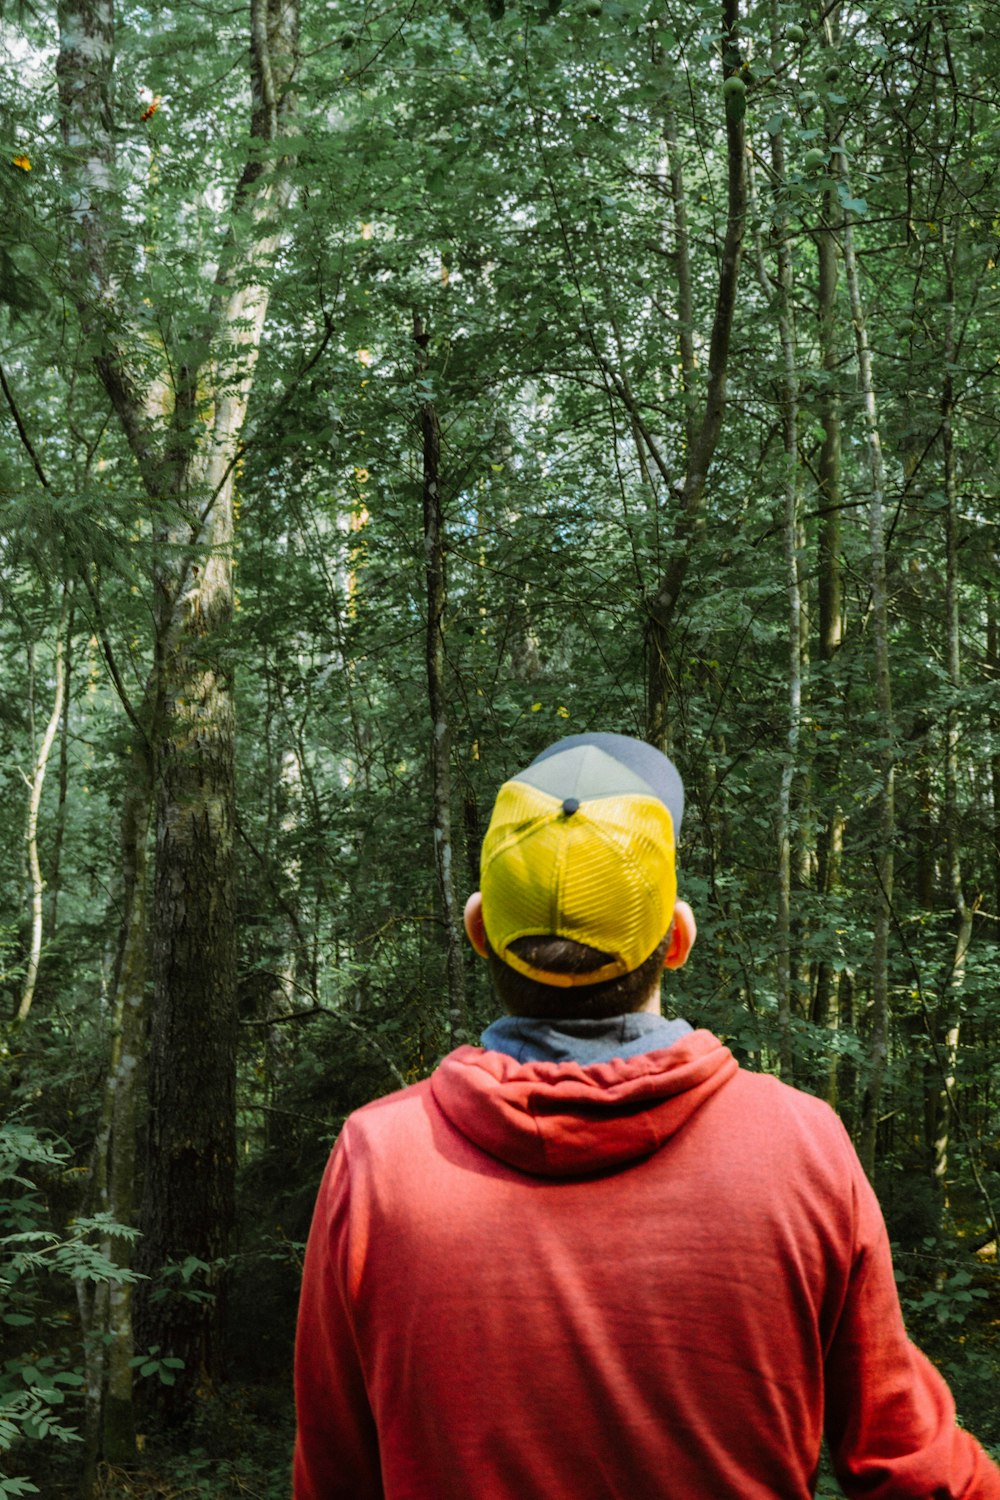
[
  {"left": 293, "top": 1136, "right": 384, "bottom": 1500},
  {"left": 824, "top": 1151, "right": 1000, "bottom": 1500}
]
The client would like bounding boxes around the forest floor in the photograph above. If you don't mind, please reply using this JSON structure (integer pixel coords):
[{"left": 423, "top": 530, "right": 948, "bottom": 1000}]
[{"left": 42, "top": 1383, "right": 296, "bottom": 1500}]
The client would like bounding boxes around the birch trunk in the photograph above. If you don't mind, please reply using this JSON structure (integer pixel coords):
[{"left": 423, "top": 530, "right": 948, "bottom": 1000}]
[
  {"left": 18, "top": 587, "right": 70, "bottom": 1022},
  {"left": 49, "top": 597, "right": 74, "bottom": 936}
]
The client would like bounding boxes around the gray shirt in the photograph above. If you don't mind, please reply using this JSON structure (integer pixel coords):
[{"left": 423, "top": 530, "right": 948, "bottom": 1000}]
[{"left": 480, "top": 1013, "right": 693, "bottom": 1065}]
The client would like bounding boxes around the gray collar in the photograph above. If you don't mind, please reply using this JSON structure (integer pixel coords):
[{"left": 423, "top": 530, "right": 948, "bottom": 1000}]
[{"left": 480, "top": 1013, "right": 693, "bottom": 1065}]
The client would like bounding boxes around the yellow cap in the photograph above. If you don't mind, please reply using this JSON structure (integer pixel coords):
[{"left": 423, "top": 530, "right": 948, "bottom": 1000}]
[{"left": 480, "top": 735, "right": 681, "bottom": 987}]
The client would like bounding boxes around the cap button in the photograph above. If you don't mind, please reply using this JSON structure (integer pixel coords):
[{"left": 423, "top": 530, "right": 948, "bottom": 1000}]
[{"left": 562, "top": 797, "right": 580, "bottom": 815}]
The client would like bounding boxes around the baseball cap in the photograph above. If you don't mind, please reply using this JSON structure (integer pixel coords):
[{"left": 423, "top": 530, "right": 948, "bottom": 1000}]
[{"left": 480, "top": 733, "right": 684, "bottom": 988}]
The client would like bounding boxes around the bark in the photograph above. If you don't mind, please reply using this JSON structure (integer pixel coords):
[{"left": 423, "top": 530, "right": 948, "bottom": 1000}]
[
  {"left": 911, "top": 712, "right": 937, "bottom": 910},
  {"left": 748, "top": 128, "right": 801, "bottom": 1081},
  {"left": 812, "top": 183, "right": 845, "bottom": 1105},
  {"left": 646, "top": 0, "right": 747, "bottom": 750},
  {"left": 933, "top": 256, "right": 972, "bottom": 1208},
  {"left": 142, "top": 627, "right": 237, "bottom": 1390},
  {"left": 18, "top": 587, "right": 70, "bottom": 1023},
  {"left": 662, "top": 105, "right": 697, "bottom": 457},
  {"left": 415, "top": 312, "right": 467, "bottom": 1045},
  {"left": 771, "top": 132, "right": 802, "bottom": 1084},
  {"left": 73, "top": 725, "right": 156, "bottom": 1495},
  {"left": 837, "top": 971, "right": 856, "bottom": 1135},
  {"left": 815, "top": 181, "right": 843, "bottom": 676},
  {"left": 262, "top": 747, "right": 303, "bottom": 1151},
  {"left": 76, "top": 1259, "right": 110, "bottom": 1499},
  {"left": 103, "top": 728, "right": 155, "bottom": 1459},
  {"left": 989, "top": 589, "right": 1000, "bottom": 936},
  {"left": 49, "top": 597, "right": 74, "bottom": 935},
  {"left": 839, "top": 161, "right": 895, "bottom": 1181}
]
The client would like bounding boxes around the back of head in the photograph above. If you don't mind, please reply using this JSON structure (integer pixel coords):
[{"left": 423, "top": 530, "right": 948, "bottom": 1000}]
[{"left": 477, "top": 733, "right": 684, "bottom": 1019}]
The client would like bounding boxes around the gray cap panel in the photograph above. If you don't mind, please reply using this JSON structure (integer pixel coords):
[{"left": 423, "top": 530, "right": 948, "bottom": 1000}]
[
  {"left": 516, "top": 744, "right": 655, "bottom": 804},
  {"left": 526, "top": 732, "right": 684, "bottom": 835}
]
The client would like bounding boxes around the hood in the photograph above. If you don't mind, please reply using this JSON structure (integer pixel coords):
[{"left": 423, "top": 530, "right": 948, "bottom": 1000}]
[{"left": 430, "top": 1028, "right": 738, "bottom": 1177}]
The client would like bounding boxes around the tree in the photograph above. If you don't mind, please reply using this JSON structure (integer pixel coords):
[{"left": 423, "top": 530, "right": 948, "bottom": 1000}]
[{"left": 55, "top": 0, "right": 301, "bottom": 1409}]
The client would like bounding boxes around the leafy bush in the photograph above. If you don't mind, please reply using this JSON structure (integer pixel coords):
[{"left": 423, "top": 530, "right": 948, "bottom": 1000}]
[{"left": 0, "top": 1121, "right": 139, "bottom": 1492}]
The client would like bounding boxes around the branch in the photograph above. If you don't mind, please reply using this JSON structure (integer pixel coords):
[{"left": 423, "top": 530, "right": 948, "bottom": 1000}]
[
  {"left": 596, "top": 357, "right": 675, "bottom": 491},
  {"left": 77, "top": 569, "right": 148, "bottom": 744},
  {"left": 240, "top": 972, "right": 409, "bottom": 1090},
  {"left": 0, "top": 357, "right": 149, "bottom": 741},
  {"left": 0, "top": 360, "right": 50, "bottom": 490}
]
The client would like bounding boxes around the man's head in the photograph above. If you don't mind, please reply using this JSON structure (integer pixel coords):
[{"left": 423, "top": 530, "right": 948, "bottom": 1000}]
[{"left": 464, "top": 733, "right": 696, "bottom": 1019}]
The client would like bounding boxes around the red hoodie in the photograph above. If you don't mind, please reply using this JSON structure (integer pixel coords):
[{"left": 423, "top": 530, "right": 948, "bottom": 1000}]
[{"left": 293, "top": 1029, "right": 1000, "bottom": 1499}]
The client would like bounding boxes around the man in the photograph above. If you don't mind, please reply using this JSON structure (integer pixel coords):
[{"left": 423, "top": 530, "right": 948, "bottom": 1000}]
[{"left": 293, "top": 732, "right": 1000, "bottom": 1499}]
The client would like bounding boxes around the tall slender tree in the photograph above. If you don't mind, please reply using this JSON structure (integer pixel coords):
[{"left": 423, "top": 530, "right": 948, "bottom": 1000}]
[{"left": 646, "top": 0, "right": 747, "bottom": 751}]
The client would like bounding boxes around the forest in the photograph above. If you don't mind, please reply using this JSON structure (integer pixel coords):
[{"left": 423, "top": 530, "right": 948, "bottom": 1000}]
[{"left": 0, "top": 0, "right": 998, "bottom": 1493}]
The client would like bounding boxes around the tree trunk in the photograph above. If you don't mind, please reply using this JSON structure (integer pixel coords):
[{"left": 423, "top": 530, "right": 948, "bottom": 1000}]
[
  {"left": 933, "top": 256, "right": 972, "bottom": 1210},
  {"left": 748, "top": 123, "right": 801, "bottom": 1081},
  {"left": 661, "top": 104, "right": 697, "bottom": 459},
  {"left": 646, "top": 0, "right": 747, "bottom": 750},
  {"left": 988, "top": 588, "right": 1000, "bottom": 937},
  {"left": 263, "top": 745, "right": 304, "bottom": 1146},
  {"left": 49, "top": 595, "right": 74, "bottom": 936},
  {"left": 415, "top": 312, "right": 467, "bottom": 1046},
  {"left": 142, "top": 605, "right": 238, "bottom": 1390},
  {"left": 839, "top": 158, "right": 895, "bottom": 1181},
  {"left": 812, "top": 183, "right": 845, "bottom": 1105},
  {"left": 102, "top": 728, "right": 155, "bottom": 1462},
  {"left": 18, "top": 586, "right": 70, "bottom": 1022}
]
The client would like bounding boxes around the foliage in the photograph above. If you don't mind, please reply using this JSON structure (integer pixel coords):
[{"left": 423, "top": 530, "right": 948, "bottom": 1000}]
[{"left": 0, "top": 1123, "right": 139, "bottom": 1491}]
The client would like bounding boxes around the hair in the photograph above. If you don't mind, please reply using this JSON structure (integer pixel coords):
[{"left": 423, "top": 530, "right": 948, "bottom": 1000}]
[{"left": 486, "top": 930, "right": 672, "bottom": 1021}]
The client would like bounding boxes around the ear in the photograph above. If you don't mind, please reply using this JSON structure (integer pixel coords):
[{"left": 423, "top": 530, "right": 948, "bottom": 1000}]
[
  {"left": 663, "top": 899, "right": 696, "bottom": 970},
  {"left": 463, "top": 891, "right": 489, "bottom": 959}
]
